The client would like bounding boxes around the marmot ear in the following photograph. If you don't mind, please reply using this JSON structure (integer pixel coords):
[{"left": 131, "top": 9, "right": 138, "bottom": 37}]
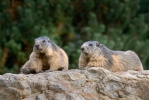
[
  {"left": 96, "top": 42, "right": 100, "bottom": 47},
  {"left": 47, "top": 38, "right": 50, "bottom": 42}
]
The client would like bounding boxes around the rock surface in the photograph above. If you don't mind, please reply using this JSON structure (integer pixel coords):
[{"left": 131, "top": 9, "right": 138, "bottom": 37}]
[{"left": 0, "top": 67, "right": 149, "bottom": 100}]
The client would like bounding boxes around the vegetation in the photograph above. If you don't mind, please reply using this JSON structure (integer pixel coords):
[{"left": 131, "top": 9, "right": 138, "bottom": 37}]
[{"left": 0, "top": 0, "right": 149, "bottom": 74}]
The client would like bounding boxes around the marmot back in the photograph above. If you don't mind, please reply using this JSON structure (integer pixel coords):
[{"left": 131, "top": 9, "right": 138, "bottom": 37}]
[
  {"left": 79, "top": 41, "right": 143, "bottom": 72},
  {"left": 20, "top": 36, "right": 68, "bottom": 74}
]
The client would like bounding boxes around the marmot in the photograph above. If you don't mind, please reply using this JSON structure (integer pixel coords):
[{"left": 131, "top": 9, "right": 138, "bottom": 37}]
[
  {"left": 20, "top": 36, "right": 68, "bottom": 74},
  {"left": 79, "top": 41, "right": 143, "bottom": 72}
]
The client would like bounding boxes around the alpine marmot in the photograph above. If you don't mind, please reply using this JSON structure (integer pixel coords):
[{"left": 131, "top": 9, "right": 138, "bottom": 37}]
[
  {"left": 79, "top": 41, "right": 143, "bottom": 72},
  {"left": 20, "top": 36, "right": 68, "bottom": 74}
]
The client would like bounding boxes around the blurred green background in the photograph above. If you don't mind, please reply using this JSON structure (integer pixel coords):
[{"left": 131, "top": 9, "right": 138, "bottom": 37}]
[{"left": 0, "top": 0, "right": 149, "bottom": 74}]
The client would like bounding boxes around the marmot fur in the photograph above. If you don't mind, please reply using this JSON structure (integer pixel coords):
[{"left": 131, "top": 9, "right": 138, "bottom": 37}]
[
  {"left": 20, "top": 36, "right": 68, "bottom": 74},
  {"left": 79, "top": 41, "right": 143, "bottom": 72}
]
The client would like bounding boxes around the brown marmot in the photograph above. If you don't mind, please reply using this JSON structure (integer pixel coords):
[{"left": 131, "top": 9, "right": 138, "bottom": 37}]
[
  {"left": 79, "top": 41, "right": 143, "bottom": 72},
  {"left": 20, "top": 36, "right": 68, "bottom": 74}
]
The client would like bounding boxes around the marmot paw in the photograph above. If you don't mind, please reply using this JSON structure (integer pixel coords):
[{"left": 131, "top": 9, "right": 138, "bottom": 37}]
[
  {"left": 20, "top": 68, "right": 30, "bottom": 74},
  {"left": 36, "top": 70, "right": 44, "bottom": 73}
]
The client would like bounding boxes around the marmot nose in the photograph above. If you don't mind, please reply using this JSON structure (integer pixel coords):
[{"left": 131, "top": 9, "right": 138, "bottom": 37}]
[
  {"left": 81, "top": 48, "right": 84, "bottom": 51},
  {"left": 35, "top": 45, "right": 39, "bottom": 48}
]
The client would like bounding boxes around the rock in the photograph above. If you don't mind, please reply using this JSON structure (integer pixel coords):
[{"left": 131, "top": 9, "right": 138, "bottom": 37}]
[{"left": 0, "top": 67, "right": 149, "bottom": 100}]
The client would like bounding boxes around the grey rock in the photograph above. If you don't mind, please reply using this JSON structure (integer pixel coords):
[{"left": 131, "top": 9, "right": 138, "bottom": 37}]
[{"left": 0, "top": 68, "right": 149, "bottom": 100}]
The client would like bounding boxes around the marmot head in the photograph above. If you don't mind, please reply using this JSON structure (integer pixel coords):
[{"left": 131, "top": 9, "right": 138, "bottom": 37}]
[
  {"left": 81, "top": 41, "right": 104, "bottom": 57},
  {"left": 33, "top": 36, "right": 53, "bottom": 53}
]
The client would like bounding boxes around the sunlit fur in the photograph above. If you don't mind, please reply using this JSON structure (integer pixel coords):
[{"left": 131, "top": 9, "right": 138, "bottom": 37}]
[
  {"left": 79, "top": 41, "right": 143, "bottom": 72},
  {"left": 20, "top": 36, "right": 68, "bottom": 74}
]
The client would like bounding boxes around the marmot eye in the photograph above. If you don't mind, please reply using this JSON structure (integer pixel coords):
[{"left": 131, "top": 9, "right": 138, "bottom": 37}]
[
  {"left": 89, "top": 44, "right": 92, "bottom": 46},
  {"left": 42, "top": 40, "right": 45, "bottom": 43}
]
